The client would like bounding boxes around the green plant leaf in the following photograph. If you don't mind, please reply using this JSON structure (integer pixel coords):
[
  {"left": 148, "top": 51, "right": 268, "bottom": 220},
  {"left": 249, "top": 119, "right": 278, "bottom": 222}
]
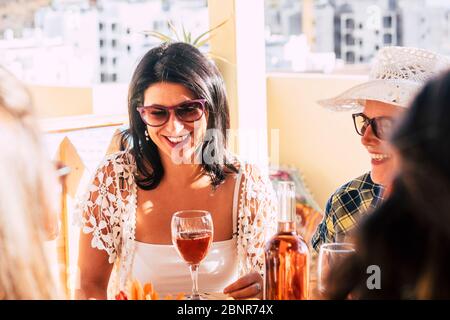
[
  {"left": 195, "top": 34, "right": 215, "bottom": 48},
  {"left": 142, "top": 30, "right": 174, "bottom": 43},
  {"left": 182, "top": 24, "right": 187, "bottom": 42},
  {"left": 141, "top": 18, "right": 230, "bottom": 64},
  {"left": 206, "top": 52, "right": 234, "bottom": 66},
  {"left": 167, "top": 20, "right": 181, "bottom": 41},
  {"left": 192, "top": 19, "right": 228, "bottom": 46},
  {"left": 181, "top": 24, "right": 192, "bottom": 44}
]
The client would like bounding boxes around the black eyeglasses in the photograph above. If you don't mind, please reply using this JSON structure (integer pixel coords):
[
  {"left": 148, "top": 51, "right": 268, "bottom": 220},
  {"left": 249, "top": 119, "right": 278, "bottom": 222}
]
[
  {"left": 352, "top": 113, "right": 394, "bottom": 140},
  {"left": 137, "top": 99, "right": 206, "bottom": 127}
]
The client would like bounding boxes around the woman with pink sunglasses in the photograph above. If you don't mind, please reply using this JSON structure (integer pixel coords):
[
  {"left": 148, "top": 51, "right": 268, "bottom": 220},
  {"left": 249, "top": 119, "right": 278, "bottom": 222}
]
[{"left": 75, "top": 42, "right": 277, "bottom": 300}]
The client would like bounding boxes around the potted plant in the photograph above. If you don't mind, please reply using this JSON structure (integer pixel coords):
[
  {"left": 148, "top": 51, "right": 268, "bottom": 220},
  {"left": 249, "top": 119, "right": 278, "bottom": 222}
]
[{"left": 142, "top": 19, "right": 230, "bottom": 64}]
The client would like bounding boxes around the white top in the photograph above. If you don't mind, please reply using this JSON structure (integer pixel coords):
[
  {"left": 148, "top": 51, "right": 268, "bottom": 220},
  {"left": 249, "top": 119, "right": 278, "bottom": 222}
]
[
  {"left": 75, "top": 151, "right": 277, "bottom": 299},
  {"left": 132, "top": 238, "right": 238, "bottom": 296},
  {"left": 131, "top": 169, "right": 241, "bottom": 296}
]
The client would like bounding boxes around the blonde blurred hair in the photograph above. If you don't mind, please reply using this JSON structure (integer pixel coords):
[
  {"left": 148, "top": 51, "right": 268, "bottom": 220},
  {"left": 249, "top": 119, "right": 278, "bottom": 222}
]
[{"left": 0, "top": 66, "right": 60, "bottom": 299}]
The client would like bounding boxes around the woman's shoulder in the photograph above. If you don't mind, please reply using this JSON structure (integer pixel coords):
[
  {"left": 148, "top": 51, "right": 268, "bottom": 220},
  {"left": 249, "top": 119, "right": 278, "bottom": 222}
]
[
  {"left": 224, "top": 153, "right": 261, "bottom": 175},
  {"left": 76, "top": 151, "right": 136, "bottom": 226},
  {"left": 237, "top": 160, "right": 269, "bottom": 183},
  {"left": 96, "top": 150, "right": 136, "bottom": 174},
  {"left": 325, "top": 172, "right": 374, "bottom": 215},
  {"left": 328, "top": 172, "right": 374, "bottom": 200},
  {"left": 232, "top": 159, "right": 275, "bottom": 201},
  {"left": 222, "top": 158, "right": 268, "bottom": 190},
  {"left": 102, "top": 150, "right": 135, "bottom": 165}
]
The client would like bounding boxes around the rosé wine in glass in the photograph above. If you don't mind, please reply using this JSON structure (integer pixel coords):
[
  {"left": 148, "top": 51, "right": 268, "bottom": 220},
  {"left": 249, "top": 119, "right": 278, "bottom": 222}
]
[{"left": 171, "top": 210, "right": 213, "bottom": 300}]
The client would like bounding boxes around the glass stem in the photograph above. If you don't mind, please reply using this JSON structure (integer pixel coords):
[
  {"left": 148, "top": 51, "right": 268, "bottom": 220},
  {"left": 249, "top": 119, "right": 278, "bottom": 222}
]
[{"left": 189, "top": 264, "right": 200, "bottom": 300}]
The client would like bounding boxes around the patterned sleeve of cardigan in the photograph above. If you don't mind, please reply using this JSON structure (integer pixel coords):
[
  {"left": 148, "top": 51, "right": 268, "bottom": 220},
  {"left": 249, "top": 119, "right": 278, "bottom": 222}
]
[
  {"left": 74, "top": 152, "right": 134, "bottom": 264},
  {"left": 236, "top": 163, "right": 278, "bottom": 277}
]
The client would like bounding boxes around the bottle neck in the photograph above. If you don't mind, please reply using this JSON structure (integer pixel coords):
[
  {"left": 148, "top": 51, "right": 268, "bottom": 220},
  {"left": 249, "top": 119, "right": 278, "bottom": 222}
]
[
  {"left": 276, "top": 181, "right": 297, "bottom": 233},
  {"left": 277, "top": 221, "right": 296, "bottom": 233},
  {"left": 277, "top": 193, "right": 296, "bottom": 227}
]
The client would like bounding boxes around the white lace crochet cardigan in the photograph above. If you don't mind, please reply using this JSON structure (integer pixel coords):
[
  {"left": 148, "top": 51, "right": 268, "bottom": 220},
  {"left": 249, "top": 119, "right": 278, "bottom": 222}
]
[{"left": 75, "top": 151, "right": 277, "bottom": 297}]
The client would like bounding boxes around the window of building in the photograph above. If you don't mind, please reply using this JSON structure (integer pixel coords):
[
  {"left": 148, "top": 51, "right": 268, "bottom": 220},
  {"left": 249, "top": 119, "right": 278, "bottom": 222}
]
[
  {"left": 100, "top": 56, "right": 105, "bottom": 65},
  {"left": 383, "top": 16, "right": 392, "bottom": 28},
  {"left": 112, "top": 74, "right": 117, "bottom": 82},
  {"left": 112, "top": 57, "right": 117, "bottom": 65},
  {"left": 99, "top": 23, "right": 103, "bottom": 31},
  {"left": 111, "top": 39, "right": 117, "bottom": 48},
  {"left": 100, "top": 73, "right": 106, "bottom": 82},
  {"left": 99, "top": 39, "right": 104, "bottom": 47},
  {"left": 383, "top": 33, "right": 392, "bottom": 44},
  {"left": 345, "top": 18, "right": 354, "bottom": 30},
  {"left": 345, "top": 34, "right": 355, "bottom": 46},
  {"left": 346, "top": 51, "right": 355, "bottom": 63},
  {"left": 111, "top": 23, "right": 117, "bottom": 32},
  {"left": 127, "top": 45, "right": 131, "bottom": 53}
]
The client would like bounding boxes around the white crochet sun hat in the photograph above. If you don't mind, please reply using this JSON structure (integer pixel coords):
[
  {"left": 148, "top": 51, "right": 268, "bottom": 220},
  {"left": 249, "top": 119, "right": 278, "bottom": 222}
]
[{"left": 318, "top": 46, "right": 450, "bottom": 112}]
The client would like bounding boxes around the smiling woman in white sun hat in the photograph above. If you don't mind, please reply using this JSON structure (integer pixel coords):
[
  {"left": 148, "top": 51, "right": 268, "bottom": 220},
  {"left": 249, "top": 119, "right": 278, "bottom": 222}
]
[{"left": 311, "top": 46, "right": 450, "bottom": 252}]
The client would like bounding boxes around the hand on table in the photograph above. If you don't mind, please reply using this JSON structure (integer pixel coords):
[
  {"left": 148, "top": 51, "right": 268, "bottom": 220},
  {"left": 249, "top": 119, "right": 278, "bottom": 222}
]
[{"left": 223, "top": 272, "right": 263, "bottom": 300}]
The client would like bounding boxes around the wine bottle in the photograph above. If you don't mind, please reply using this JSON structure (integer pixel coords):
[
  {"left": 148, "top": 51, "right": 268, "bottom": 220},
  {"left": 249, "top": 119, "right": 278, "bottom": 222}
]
[{"left": 265, "top": 181, "right": 309, "bottom": 300}]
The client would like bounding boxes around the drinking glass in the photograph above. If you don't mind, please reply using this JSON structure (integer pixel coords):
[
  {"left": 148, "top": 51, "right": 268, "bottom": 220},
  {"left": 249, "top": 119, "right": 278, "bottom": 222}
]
[
  {"left": 317, "top": 242, "right": 355, "bottom": 296},
  {"left": 171, "top": 210, "right": 213, "bottom": 300}
]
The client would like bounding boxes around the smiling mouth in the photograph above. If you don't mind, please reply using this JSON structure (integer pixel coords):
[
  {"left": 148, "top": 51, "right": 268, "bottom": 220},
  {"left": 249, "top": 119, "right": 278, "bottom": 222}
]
[
  {"left": 370, "top": 153, "right": 391, "bottom": 164},
  {"left": 162, "top": 134, "right": 191, "bottom": 146}
]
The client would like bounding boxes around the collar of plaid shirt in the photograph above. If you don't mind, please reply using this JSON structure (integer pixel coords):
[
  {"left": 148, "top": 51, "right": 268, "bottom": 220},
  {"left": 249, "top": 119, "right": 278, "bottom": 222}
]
[{"left": 311, "top": 172, "right": 384, "bottom": 251}]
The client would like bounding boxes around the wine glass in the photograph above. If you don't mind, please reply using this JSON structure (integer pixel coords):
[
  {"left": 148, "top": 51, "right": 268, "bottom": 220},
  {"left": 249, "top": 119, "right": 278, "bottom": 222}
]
[
  {"left": 171, "top": 210, "right": 213, "bottom": 300},
  {"left": 317, "top": 242, "right": 355, "bottom": 297}
]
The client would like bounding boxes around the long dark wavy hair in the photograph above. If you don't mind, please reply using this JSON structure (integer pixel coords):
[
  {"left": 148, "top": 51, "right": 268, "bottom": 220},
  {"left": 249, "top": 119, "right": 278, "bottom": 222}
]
[
  {"left": 121, "top": 42, "right": 238, "bottom": 190},
  {"left": 326, "top": 70, "right": 450, "bottom": 299}
]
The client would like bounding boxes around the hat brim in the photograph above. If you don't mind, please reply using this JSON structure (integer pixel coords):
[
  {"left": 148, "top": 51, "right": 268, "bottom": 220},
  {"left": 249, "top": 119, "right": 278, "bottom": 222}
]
[{"left": 318, "top": 79, "right": 422, "bottom": 112}]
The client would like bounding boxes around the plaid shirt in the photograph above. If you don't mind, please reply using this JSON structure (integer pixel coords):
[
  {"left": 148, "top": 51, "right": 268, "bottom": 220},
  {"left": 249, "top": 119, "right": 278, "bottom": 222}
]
[{"left": 311, "top": 172, "right": 384, "bottom": 252}]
